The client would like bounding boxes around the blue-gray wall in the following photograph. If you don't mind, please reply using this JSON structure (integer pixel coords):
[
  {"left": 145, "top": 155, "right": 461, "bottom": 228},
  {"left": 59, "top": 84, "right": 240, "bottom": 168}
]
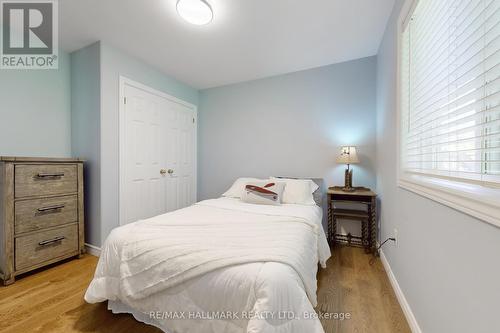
[
  {"left": 0, "top": 51, "right": 71, "bottom": 157},
  {"left": 198, "top": 57, "right": 377, "bottom": 201},
  {"left": 376, "top": 1, "right": 500, "bottom": 332},
  {"left": 71, "top": 42, "right": 101, "bottom": 246}
]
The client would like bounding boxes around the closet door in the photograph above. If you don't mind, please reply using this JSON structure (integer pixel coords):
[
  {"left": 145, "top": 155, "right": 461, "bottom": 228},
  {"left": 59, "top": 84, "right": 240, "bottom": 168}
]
[
  {"left": 177, "top": 104, "right": 196, "bottom": 209},
  {"left": 163, "top": 98, "right": 197, "bottom": 212},
  {"left": 121, "top": 81, "right": 196, "bottom": 225}
]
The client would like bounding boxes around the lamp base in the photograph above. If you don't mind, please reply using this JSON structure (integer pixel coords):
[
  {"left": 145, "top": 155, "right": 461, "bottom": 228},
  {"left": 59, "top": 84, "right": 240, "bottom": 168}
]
[
  {"left": 344, "top": 168, "right": 354, "bottom": 189},
  {"left": 341, "top": 186, "right": 356, "bottom": 192}
]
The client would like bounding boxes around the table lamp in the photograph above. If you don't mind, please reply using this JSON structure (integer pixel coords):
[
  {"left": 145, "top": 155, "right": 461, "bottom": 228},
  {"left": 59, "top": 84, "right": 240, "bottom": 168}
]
[{"left": 336, "top": 146, "right": 359, "bottom": 192}]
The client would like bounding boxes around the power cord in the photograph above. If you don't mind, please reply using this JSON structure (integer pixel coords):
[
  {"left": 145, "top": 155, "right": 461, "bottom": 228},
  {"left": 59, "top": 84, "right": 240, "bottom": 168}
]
[{"left": 369, "top": 237, "right": 396, "bottom": 265}]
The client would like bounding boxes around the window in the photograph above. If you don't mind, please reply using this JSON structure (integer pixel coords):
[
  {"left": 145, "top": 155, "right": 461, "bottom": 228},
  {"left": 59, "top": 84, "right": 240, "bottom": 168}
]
[
  {"left": 398, "top": 0, "right": 500, "bottom": 226},
  {"left": 401, "top": 0, "right": 500, "bottom": 184}
]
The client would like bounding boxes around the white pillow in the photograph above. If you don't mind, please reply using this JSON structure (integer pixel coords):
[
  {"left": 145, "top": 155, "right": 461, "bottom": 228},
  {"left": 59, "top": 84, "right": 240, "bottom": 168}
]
[
  {"left": 270, "top": 177, "right": 319, "bottom": 205},
  {"left": 222, "top": 178, "right": 266, "bottom": 198},
  {"left": 241, "top": 181, "right": 286, "bottom": 206}
]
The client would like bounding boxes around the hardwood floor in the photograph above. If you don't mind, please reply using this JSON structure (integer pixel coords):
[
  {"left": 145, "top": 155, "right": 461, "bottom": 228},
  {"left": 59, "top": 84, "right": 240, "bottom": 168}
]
[
  {"left": 317, "top": 246, "right": 411, "bottom": 333},
  {"left": 0, "top": 246, "right": 410, "bottom": 333}
]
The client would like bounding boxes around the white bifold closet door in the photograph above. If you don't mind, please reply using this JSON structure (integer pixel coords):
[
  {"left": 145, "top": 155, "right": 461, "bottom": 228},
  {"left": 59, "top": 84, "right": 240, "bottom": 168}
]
[{"left": 121, "top": 81, "right": 196, "bottom": 225}]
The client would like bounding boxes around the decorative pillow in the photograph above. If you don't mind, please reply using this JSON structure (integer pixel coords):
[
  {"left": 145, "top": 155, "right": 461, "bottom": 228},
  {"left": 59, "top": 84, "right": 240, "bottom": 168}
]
[
  {"left": 311, "top": 183, "right": 323, "bottom": 206},
  {"left": 222, "top": 178, "right": 266, "bottom": 198},
  {"left": 241, "top": 181, "right": 285, "bottom": 206},
  {"left": 270, "top": 177, "right": 318, "bottom": 205}
]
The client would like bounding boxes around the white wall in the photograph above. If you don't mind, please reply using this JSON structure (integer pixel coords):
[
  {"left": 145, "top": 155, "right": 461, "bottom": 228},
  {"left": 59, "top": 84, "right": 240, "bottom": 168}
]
[
  {"left": 376, "top": 1, "right": 500, "bottom": 332},
  {"left": 199, "top": 57, "right": 378, "bottom": 201}
]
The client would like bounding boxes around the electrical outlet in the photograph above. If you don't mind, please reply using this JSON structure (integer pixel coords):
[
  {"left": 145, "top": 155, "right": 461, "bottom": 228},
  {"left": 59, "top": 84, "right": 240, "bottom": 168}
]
[{"left": 393, "top": 228, "right": 398, "bottom": 246}]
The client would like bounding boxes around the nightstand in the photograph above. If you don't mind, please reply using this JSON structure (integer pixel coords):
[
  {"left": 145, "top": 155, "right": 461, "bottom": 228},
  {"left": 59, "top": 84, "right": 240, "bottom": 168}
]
[{"left": 327, "top": 187, "right": 377, "bottom": 254}]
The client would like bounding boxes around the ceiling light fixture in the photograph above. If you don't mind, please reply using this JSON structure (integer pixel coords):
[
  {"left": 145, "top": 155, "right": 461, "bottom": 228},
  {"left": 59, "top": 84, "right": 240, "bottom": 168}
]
[{"left": 176, "top": 0, "right": 213, "bottom": 25}]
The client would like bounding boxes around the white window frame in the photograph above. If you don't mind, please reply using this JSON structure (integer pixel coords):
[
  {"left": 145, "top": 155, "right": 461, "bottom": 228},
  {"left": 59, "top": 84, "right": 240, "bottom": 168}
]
[{"left": 396, "top": 0, "right": 500, "bottom": 228}]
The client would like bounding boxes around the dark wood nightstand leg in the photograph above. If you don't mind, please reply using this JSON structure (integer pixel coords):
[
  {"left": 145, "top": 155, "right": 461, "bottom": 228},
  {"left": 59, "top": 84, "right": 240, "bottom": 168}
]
[
  {"left": 370, "top": 197, "right": 377, "bottom": 255},
  {"left": 327, "top": 194, "right": 335, "bottom": 246},
  {"left": 362, "top": 218, "right": 369, "bottom": 253},
  {"left": 332, "top": 215, "right": 337, "bottom": 246}
]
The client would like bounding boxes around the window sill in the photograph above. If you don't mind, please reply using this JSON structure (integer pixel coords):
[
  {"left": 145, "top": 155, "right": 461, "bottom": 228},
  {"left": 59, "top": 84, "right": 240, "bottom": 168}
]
[{"left": 398, "top": 174, "right": 500, "bottom": 228}]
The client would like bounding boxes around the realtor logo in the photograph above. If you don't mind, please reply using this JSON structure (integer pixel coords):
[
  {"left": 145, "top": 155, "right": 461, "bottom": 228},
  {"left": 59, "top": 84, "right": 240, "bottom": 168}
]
[{"left": 1, "top": 0, "right": 58, "bottom": 69}]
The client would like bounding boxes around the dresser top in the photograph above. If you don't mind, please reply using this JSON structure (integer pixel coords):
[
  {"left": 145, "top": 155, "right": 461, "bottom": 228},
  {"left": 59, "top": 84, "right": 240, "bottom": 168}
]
[{"left": 0, "top": 156, "right": 84, "bottom": 163}]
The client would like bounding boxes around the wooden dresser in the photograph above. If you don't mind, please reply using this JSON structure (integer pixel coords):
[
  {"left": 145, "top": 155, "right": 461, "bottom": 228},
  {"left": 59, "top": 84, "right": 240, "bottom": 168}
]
[{"left": 0, "top": 157, "right": 85, "bottom": 285}]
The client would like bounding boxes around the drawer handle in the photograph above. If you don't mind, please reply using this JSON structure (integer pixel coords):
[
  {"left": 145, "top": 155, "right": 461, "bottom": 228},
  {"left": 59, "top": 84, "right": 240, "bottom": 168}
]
[
  {"left": 36, "top": 172, "right": 65, "bottom": 179},
  {"left": 38, "top": 236, "right": 66, "bottom": 246},
  {"left": 37, "top": 204, "right": 65, "bottom": 212}
]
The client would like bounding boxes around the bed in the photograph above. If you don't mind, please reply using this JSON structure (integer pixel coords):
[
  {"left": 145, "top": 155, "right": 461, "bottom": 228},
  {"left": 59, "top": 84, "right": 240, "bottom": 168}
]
[{"left": 85, "top": 179, "right": 331, "bottom": 333}]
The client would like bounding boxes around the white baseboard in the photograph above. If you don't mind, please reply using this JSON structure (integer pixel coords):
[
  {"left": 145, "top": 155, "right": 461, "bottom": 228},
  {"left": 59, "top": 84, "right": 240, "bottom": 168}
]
[
  {"left": 85, "top": 243, "right": 101, "bottom": 257},
  {"left": 380, "top": 250, "right": 423, "bottom": 333}
]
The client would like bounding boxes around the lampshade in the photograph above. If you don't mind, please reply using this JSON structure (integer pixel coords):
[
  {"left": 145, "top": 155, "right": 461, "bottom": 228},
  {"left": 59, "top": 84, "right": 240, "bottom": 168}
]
[{"left": 336, "top": 146, "right": 360, "bottom": 164}]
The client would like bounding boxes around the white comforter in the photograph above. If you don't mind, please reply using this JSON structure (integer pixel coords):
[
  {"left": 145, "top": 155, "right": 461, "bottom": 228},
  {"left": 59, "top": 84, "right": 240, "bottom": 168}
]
[{"left": 85, "top": 198, "right": 331, "bottom": 333}]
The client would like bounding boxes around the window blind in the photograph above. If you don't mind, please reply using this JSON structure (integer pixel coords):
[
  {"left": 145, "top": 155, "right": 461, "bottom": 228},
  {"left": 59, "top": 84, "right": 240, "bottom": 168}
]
[{"left": 401, "top": 0, "right": 500, "bottom": 184}]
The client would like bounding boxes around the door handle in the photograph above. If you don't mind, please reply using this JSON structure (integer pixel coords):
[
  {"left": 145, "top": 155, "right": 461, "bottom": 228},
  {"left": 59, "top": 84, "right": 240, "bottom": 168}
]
[{"left": 160, "top": 169, "right": 174, "bottom": 175}]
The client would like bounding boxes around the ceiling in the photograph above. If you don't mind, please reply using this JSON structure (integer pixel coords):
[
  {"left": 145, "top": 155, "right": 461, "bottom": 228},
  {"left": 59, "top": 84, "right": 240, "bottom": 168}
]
[{"left": 60, "top": 0, "right": 395, "bottom": 89}]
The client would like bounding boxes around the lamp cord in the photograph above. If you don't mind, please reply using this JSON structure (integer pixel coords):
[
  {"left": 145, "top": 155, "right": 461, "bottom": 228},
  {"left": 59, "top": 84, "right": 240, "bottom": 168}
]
[{"left": 369, "top": 237, "right": 396, "bottom": 266}]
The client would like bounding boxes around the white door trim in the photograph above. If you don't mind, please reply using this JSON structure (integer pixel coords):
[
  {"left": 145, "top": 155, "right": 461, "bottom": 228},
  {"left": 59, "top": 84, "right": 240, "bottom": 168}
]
[{"left": 119, "top": 76, "right": 198, "bottom": 226}]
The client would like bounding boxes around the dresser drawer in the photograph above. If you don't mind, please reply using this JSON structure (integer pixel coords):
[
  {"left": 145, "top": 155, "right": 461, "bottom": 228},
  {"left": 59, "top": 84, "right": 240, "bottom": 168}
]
[
  {"left": 14, "top": 195, "right": 78, "bottom": 234},
  {"left": 15, "top": 224, "right": 79, "bottom": 271},
  {"left": 15, "top": 165, "right": 78, "bottom": 198}
]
